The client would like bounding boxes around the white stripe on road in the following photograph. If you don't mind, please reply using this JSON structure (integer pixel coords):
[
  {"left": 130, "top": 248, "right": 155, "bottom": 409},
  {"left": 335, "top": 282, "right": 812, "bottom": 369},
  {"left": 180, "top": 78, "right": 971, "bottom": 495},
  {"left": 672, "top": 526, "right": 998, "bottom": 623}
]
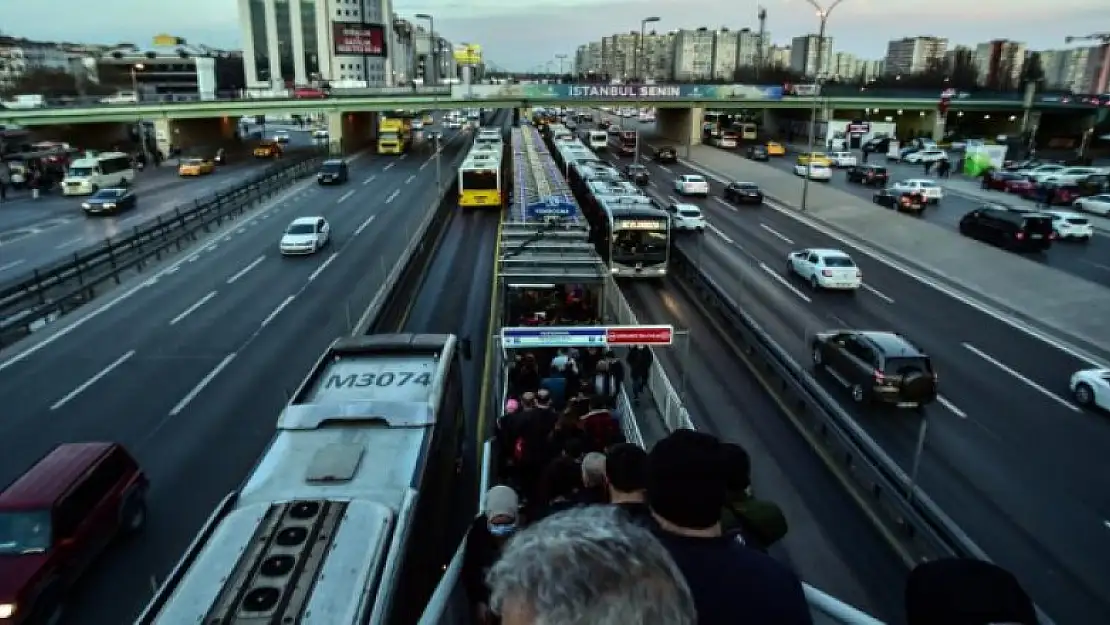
[
  {"left": 337, "top": 189, "right": 355, "bottom": 203},
  {"left": 759, "top": 262, "right": 811, "bottom": 303},
  {"left": 226, "top": 256, "right": 264, "bottom": 284},
  {"left": 261, "top": 295, "right": 295, "bottom": 327},
  {"left": 308, "top": 252, "right": 338, "bottom": 282},
  {"left": 50, "top": 350, "right": 135, "bottom": 410},
  {"left": 169, "top": 352, "right": 237, "bottom": 416},
  {"left": 962, "top": 343, "right": 1079, "bottom": 412},
  {"left": 169, "top": 291, "right": 217, "bottom": 325},
  {"left": 386, "top": 189, "right": 400, "bottom": 203}
]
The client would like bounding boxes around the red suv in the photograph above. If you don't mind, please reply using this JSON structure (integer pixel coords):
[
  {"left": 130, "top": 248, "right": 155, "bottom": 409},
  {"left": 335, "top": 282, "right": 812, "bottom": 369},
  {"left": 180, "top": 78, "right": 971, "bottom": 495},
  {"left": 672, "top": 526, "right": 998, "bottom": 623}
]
[{"left": 0, "top": 443, "right": 147, "bottom": 624}]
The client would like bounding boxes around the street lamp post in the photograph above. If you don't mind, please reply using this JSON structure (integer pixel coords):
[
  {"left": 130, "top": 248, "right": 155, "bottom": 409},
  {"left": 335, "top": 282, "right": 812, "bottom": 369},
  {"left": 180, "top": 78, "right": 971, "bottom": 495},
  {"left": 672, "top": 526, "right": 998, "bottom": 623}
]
[
  {"left": 799, "top": 0, "right": 843, "bottom": 212},
  {"left": 130, "top": 63, "right": 145, "bottom": 101},
  {"left": 415, "top": 13, "right": 436, "bottom": 86},
  {"left": 555, "top": 54, "right": 567, "bottom": 79},
  {"left": 635, "top": 16, "right": 661, "bottom": 165},
  {"left": 130, "top": 63, "right": 152, "bottom": 167}
]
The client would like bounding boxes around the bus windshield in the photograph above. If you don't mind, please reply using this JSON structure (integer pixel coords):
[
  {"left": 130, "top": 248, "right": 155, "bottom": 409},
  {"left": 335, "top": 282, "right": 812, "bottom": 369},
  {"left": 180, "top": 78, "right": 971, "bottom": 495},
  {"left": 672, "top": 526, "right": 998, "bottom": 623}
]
[
  {"left": 462, "top": 170, "right": 498, "bottom": 190},
  {"left": 612, "top": 227, "right": 668, "bottom": 260},
  {"left": 380, "top": 132, "right": 399, "bottom": 142}
]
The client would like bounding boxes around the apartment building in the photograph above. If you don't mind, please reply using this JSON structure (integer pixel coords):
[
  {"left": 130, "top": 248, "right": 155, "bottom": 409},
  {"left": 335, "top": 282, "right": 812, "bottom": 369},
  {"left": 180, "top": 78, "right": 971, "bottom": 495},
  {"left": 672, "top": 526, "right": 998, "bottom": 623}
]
[
  {"left": 641, "top": 33, "right": 674, "bottom": 80},
  {"left": 790, "top": 34, "right": 833, "bottom": 77},
  {"left": 830, "top": 52, "right": 882, "bottom": 81},
  {"left": 767, "top": 44, "right": 791, "bottom": 69},
  {"left": 575, "top": 42, "right": 603, "bottom": 74},
  {"left": 973, "top": 39, "right": 1026, "bottom": 88},
  {"left": 672, "top": 28, "right": 715, "bottom": 81},
  {"left": 1039, "top": 47, "right": 1088, "bottom": 92},
  {"left": 600, "top": 32, "right": 638, "bottom": 79},
  {"left": 884, "top": 36, "right": 947, "bottom": 75},
  {"left": 711, "top": 30, "right": 738, "bottom": 80},
  {"left": 0, "top": 36, "right": 81, "bottom": 88},
  {"left": 735, "top": 28, "right": 768, "bottom": 69}
]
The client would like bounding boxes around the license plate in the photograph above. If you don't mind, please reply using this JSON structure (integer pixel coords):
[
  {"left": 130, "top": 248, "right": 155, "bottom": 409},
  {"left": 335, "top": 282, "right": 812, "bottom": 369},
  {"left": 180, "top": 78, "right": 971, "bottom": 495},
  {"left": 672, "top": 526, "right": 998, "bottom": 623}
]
[
  {"left": 897, "top": 402, "right": 919, "bottom": 408},
  {"left": 1030, "top": 234, "right": 1043, "bottom": 239}
]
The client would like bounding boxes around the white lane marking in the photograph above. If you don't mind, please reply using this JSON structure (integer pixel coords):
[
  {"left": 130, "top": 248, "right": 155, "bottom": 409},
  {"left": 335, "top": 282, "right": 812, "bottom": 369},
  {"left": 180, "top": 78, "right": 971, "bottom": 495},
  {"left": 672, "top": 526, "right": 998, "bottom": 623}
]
[
  {"left": 384, "top": 162, "right": 395, "bottom": 171},
  {"left": 400, "top": 153, "right": 407, "bottom": 160},
  {"left": 236, "top": 227, "right": 246, "bottom": 234},
  {"left": 307, "top": 252, "right": 338, "bottom": 282},
  {"left": 681, "top": 156, "right": 1110, "bottom": 369},
  {"left": 759, "top": 262, "right": 812, "bottom": 303},
  {"left": 54, "top": 236, "right": 82, "bottom": 249},
  {"left": 169, "top": 290, "right": 217, "bottom": 325},
  {"left": 363, "top": 175, "right": 376, "bottom": 185},
  {"left": 386, "top": 189, "right": 400, "bottom": 203},
  {"left": 336, "top": 189, "right": 355, "bottom": 203},
  {"left": 962, "top": 343, "right": 1079, "bottom": 412},
  {"left": 354, "top": 215, "right": 377, "bottom": 237},
  {"left": 261, "top": 295, "right": 295, "bottom": 327},
  {"left": 50, "top": 350, "right": 135, "bottom": 410},
  {"left": 713, "top": 197, "right": 736, "bottom": 210},
  {"left": 0, "top": 259, "right": 26, "bottom": 273},
  {"left": 420, "top": 160, "right": 429, "bottom": 170},
  {"left": 862, "top": 283, "right": 894, "bottom": 304},
  {"left": 708, "top": 223, "right": 735, "bottom": 244},
  {"left": 405, "top": 174, "right": 416, "bottom": 184},
  {"left": 226, "top": 256, "right": 264, "bottom": 284},
  {"left": 667, "top": 195, "right": 680, "bottom": 204},
  {"left": 936, "top": 395, "right": 966, "bottom": 418},
  {"left": 168, "top": 352, "right": 236, "bottom": 416},
  {"left": 657, "top": 164, "right": 673, "bottom": 173},
  {"left": 760, "top": 223, "right": 794, "bottom": 244}
]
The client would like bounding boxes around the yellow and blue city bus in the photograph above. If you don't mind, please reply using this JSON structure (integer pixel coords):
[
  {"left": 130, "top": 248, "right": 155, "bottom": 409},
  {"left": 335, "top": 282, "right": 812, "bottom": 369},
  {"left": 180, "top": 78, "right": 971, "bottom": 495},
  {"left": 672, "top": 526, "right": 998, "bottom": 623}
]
[{"left": 458, "top": 152, "right": 503, "bottom": 208}]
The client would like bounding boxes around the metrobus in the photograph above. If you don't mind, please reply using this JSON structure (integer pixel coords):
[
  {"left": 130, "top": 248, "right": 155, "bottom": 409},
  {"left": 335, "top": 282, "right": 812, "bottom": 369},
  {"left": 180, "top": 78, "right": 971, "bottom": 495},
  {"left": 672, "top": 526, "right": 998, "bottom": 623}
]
[
  {"left": 594, "top": 190, "right": 671, "bottom": 278},
  {"left": 459, "top": 151, "right": 504, "bottom": 208},
  {"left": 136, "top": 334, "right": 470, "bottom": 625}
]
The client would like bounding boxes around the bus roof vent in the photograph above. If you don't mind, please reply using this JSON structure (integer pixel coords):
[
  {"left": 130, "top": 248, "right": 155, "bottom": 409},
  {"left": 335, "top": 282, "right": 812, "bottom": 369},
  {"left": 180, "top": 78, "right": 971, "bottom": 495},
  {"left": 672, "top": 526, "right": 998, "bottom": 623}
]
[
  {"left": 306, "top": 442, "right": 365, "bottom": 484},
  {"left": 208, "top": 500, "right": 345, "bottom": 622}
]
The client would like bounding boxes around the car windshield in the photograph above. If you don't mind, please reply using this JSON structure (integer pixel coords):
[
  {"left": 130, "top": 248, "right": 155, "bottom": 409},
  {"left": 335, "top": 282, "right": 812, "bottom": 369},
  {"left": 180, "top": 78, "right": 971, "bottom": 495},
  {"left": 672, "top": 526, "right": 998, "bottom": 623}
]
[
  {"left": 0, "top": 511, "right": 52, "bottom": 554},
  {"left": 735, "top": 183, "right": 758, "bottom": 190},
  {"left": 685, "top": 176, "right": 705, "bottom": 183},
  {"left": 182, "top": 159, "right": 203, "bottom": 165},
  {"left": 678, "top": 208, "right": 701, "bottom": 217},
  {"left": 286, "top": 223, "right": 316, "bottom": 235},
  {"left": 916, "top": 181, "right": 938, "bottom": 188},
  {"left": 823, "top": 256, "right": 855, "bottom": 268},
  {"left": 321, "top": 163, "right": 342, "bottom": 173},
  {"left": 628, "top": 165, "right": 645, "bottom": 172},
  {"left": 91, "top": 189, "right": 124, "bottom": 199},
  {"left": 1064, "top": 217, "right": 1089, "bottom": 225},
  {"left": 68, "top": 167, "right": 94, "bottom": 177}
]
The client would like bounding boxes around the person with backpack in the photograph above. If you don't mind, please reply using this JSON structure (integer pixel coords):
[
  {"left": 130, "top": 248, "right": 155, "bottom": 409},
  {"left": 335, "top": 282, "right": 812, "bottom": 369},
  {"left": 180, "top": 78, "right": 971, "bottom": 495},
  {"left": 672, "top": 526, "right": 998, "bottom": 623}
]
[{"left": 719, "top": 442, "right": 788, "bottom": 552}]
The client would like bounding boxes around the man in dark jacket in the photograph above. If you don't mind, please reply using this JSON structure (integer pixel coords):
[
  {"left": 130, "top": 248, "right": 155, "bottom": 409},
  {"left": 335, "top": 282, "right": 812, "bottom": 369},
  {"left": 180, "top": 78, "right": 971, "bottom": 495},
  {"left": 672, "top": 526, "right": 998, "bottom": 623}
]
[
  {"left": 647, "top": 430, "right": 812, "bottom": 625},
  {"left": 905, "top": 558, "right": 1037, "bottom": 625},
  {"left": 607, "top": 443, "right": 653, "bottom": 526},
  {"left": 463, "top": 485, "right": 520, "bottom": 624},
  {"left": 627, "top": 346, "right": 653, "bottom": 400},
  {"left": 719, "top": 443, "right": 788, "bottom": 552}
]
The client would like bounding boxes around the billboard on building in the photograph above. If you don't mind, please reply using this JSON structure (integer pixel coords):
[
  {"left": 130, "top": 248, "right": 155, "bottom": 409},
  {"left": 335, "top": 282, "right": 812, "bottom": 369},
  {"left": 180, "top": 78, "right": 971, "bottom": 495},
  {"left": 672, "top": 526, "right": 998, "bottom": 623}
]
[
  {"left": 333, "top": 23, "right": 387, "bottom": 57},
  {"left": 453, "top": 44, "right": 482, "bottom": 66}
]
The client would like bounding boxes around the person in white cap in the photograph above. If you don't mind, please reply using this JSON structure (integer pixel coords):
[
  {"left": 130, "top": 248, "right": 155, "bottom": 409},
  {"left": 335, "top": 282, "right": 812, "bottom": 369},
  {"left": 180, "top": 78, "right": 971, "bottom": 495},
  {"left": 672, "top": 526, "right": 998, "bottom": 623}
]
[{"left": 463, "top": 485, "right": 520, "bottom": 624}]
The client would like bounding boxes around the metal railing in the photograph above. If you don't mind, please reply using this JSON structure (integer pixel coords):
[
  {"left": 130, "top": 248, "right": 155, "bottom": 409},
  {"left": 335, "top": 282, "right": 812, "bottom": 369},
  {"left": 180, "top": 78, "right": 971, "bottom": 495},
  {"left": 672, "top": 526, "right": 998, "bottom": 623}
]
[{"left": 0, "top": 152, "right": 324, "bottom": 348}]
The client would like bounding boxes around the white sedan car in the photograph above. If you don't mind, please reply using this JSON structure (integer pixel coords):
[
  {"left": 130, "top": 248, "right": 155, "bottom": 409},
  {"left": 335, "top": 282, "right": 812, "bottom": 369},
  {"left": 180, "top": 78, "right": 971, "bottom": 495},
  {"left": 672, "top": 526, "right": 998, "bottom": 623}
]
[
  {"left": 902, "top": 148, "right": 948, "bottom": 164},
  {"left": 1043, "top": 210, "right": 1094, "bottom": 242},
  {"left": 794, "top": 163, "right": 832, "bottom": 181},
  {"left": 828, "top": 151, "right": 857, "bottom": 167},
  {"left": 666, "top": 203, "right": 707, "bottom": 231},
  {"left": 1070, "top": 368, "right": 1110, "bottom": 411},
  {"left": 787, "top": 248, "right": 862, "bottom": 291},
  {"left": 280, "top": 216, "right": 331, "bottom": 255},
  {"left": 891, "top": 179, "right": 943, "bottom": 203},
  {"left": 1073, "top": 194, "right": 1110, "bottom": 216},
  {"left": 674, "top": 174, "right": 710, "bottom": 196}
]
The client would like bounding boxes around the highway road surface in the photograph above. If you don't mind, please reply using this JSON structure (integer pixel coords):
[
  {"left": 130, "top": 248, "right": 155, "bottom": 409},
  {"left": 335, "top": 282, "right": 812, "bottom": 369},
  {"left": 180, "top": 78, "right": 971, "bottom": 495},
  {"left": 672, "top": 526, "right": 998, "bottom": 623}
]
[
  {"left": 0, "top": 131, "right": 319, "bottom": 278},
  {"left": 590, "top": 111, "right": 1110, "bottom": 624},
  {"left": 0, "top": 122, "right": 472, "bottom": 625}
]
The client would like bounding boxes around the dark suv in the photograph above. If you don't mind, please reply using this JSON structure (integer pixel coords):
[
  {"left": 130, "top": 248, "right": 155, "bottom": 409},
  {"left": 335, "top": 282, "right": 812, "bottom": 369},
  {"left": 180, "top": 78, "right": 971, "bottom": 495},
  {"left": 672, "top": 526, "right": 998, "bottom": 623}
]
[
  {"left": 958, "top": 205, "right": 1055, "bottom": 252},
  {"left": 811, "top": 330, "right": 938, "bottom": 410},
  {"left": 846, "top": 164, "right": 889, "bottom": 186},
  {"left": 651, "top": 145, "right": 678, "bottom": 163},
  {"left": 0, "top": 443, "right": 148, "bottom": 623}
]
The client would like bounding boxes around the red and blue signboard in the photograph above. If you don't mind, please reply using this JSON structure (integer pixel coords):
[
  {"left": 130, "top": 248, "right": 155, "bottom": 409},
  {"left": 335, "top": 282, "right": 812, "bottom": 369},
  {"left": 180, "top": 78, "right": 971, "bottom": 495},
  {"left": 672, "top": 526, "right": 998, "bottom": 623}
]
[{"left": 501, "top": 325, "right": 674, "bottom": 348}]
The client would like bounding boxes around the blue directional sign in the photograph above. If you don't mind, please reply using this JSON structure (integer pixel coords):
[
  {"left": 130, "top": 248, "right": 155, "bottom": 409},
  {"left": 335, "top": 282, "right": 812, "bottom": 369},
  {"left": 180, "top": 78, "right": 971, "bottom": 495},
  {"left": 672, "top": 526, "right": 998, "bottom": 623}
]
[
  {"left": 502, "top": 326, "right": 606, "bottom": 349},
  {"left": 525, "top": 195, "right": 576, "bottom": 220}
]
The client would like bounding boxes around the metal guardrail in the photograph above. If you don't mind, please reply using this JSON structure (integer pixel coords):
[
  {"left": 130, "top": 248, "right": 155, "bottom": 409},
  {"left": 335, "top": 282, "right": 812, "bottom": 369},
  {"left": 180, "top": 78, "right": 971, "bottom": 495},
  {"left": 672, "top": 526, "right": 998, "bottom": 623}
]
[
  {"left": 0, "top": 152, "right": 325, "bottom": 348},
  {"left": 665, "top": 244, "right": 1057, "bottom": 625}
]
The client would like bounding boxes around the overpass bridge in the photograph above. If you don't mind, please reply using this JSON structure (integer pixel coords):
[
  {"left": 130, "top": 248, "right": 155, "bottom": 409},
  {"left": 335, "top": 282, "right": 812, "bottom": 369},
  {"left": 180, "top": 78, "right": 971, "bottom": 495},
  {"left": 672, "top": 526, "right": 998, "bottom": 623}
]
[{"left": 2, "top": 83, "right": 1103, "bottom": 156}]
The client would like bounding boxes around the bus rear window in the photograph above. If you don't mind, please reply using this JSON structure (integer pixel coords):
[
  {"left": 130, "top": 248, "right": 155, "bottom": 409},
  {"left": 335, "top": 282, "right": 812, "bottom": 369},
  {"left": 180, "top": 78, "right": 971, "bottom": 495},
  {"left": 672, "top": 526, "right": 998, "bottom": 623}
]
[{"left": 462, "top": 170, "right": 498, "bottom": 190}]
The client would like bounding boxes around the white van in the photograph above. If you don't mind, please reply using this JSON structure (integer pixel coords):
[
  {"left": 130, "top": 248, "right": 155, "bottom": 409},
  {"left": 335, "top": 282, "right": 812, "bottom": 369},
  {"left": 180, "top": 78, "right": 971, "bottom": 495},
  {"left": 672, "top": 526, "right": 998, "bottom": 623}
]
[
  {"left": 587, "top": 130, "right": 608, "bottom": 151},
  {"left": 62, "top": 152, "right": 135, "bottom": 196}
]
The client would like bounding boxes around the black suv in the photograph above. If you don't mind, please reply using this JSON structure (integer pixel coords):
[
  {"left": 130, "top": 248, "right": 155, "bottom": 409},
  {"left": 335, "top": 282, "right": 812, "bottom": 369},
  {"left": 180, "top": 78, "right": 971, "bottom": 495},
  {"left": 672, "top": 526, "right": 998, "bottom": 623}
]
[
  {"left": 746, "top": 145, "right": 769, "bottom": 161},
  {"left": 846, "top": 164, "right": 889, "bottom": 186},
  {"left": 623, "top": 163, "right": 650, "bottom": 185},
  {"left": 872, "top": 188, "right": 925, "bottom": 214},
  {"left": 723, "top": 182, "right": 763, "bottom": 205},
  {"left": 958, "top": 205, "right": 1054, "bottom": 252},
  {"left": 651, "top": 145, "right": 678, "bottom": 163},
  {"left": 317, "top": 159, "right": 349, "bottom": 185},
  {"left": 812, "top": 330, "right": 938, "bottom": 410}
]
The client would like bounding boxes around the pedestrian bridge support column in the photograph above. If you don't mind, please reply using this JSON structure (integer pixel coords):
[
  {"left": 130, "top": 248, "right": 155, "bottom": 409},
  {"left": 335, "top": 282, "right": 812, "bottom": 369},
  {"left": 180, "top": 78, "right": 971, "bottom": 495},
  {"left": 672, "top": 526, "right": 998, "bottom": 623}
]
[
  {"left": 153, "top": 119, "right": 173, "bottom": 157},
  {"left": 331, "top": 111, "right": 378, "bottom": 155},
  {"left": 931, "top": 110, "right": 946, "bottom": 141},
  {"left": 655, "top": 107, "right": 702, "bottom": 149}
]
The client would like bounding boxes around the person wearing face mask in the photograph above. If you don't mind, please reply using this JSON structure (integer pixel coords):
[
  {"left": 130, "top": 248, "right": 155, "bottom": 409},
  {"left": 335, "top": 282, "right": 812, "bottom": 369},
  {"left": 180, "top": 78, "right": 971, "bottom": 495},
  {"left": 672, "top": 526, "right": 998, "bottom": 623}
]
[{"left": 463, "top": 485, "right": 520, "bottom": 625}]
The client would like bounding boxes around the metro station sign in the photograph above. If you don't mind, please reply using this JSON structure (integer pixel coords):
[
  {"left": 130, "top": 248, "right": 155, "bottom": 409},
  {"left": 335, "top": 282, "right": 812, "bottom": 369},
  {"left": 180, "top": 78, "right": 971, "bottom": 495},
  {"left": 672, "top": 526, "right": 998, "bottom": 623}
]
[{"left": 501, "top": 325, "right": 674, "bottom": 348}]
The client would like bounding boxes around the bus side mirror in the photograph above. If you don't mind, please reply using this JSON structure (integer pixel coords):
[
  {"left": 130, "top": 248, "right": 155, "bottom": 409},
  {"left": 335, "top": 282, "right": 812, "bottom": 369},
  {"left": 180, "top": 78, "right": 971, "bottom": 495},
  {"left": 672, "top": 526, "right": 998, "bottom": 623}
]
[{"left": 460, "top": 337, "right": 473, "bottom": 360}]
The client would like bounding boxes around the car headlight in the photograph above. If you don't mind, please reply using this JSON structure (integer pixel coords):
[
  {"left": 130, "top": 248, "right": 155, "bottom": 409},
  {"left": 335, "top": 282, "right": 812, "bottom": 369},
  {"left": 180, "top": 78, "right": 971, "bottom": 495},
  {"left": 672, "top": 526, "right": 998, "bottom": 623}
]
[
  {"left": 0, "top": 603, "right": 16, "bottom": 618},
  {"left": 81, "top": 203, "right": 90, "bottom": 209},
  {"left": 103, "top": 203, "right": 115, "bottom": 209}
]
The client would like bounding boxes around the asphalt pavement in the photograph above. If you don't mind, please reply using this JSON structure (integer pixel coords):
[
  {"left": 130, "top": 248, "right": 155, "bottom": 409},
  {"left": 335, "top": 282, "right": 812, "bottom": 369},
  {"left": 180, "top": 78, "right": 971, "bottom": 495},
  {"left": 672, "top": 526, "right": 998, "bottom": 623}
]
[
  {"left": 592, "top": 110, "right": 1110, "bottom": 624},
  {"left": 0, "top": 121, "right": 473, "bottom": 625},
  {"left": 754, "top": 147, "right": 1110, "bottom": 287},
  {"left": 0, "top": 131, "right": 319, "bottom": 277}
]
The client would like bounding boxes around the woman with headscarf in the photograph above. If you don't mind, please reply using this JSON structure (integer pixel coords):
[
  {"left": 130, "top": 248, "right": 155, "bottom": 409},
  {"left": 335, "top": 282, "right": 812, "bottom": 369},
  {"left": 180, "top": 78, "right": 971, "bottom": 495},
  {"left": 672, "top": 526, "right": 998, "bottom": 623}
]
[{"left": 462, "top": 485, "right": 520, "bottom": 625}]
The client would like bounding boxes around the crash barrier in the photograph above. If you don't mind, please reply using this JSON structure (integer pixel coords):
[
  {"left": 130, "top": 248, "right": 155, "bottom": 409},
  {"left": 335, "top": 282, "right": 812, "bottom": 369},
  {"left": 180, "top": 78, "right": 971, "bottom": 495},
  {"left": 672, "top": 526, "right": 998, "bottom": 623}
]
[
  {"left": 667, "top": 243, "right": 1056, "bottom": 625},
  {"left": 0, "top": 152, "right": 324, "bottom": 348}
]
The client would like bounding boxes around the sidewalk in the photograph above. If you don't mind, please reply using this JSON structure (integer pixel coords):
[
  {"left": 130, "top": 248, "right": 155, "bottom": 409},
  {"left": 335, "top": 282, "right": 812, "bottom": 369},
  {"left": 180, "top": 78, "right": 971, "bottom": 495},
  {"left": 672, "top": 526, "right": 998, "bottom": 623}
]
[{"left": 681, "top": 144, "right": 1110, "bottom": 360}]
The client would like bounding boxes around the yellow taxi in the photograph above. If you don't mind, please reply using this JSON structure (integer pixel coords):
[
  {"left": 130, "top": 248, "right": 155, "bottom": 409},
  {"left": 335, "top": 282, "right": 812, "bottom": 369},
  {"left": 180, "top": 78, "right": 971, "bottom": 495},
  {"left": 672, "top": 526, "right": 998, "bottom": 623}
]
[
  {"left": 766, "top": 141, "right": 786, "bottom": 157},
  {"left": 178, "top": 158, "right": 214, "bottom": 176},
  {"left": 796, "top": 152, "right": 832, "bottom": 167},
  {"left": 422, "top": 114, "right": 434, "bottom": 126},
  {"left": 253, "top": 141, "right": 282, "bottom": 158}
]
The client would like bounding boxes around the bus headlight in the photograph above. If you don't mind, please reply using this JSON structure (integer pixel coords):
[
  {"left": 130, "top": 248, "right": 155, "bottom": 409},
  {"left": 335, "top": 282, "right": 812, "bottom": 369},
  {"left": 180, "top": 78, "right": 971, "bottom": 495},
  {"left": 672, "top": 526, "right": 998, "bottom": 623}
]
[{"left": 0, "top": 603, "right": 16, "bottom": 618}]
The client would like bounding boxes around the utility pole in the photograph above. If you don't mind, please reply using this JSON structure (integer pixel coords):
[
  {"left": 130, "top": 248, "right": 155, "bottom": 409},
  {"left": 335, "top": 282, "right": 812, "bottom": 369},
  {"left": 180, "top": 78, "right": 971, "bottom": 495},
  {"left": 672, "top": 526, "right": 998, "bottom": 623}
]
[
  {"left": 756, "top": 6, "right": 767, "bottom": 80},
  {"left": 799, "top": 0, "right": 844, "bottom": 213}
]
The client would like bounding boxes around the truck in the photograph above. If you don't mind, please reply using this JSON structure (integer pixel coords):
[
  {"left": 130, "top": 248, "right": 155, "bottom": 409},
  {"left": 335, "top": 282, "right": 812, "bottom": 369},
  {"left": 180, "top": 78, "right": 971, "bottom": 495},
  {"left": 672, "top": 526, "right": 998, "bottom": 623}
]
[{"left": 377, "top": 117, "right": 412, "bottom": 155}]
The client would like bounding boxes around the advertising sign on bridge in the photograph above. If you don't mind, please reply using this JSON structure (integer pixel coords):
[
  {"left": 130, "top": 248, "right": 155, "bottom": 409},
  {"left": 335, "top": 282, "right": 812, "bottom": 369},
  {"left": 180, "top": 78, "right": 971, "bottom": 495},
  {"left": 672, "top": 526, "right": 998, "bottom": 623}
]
[
  {"left": 452, "top": 83, "right": 783, "bottom": 101},
  {"left": 501, "top": 325, "right": 674, "bottom": 348},
  {"left": 524, "top": 196, "right": 576, "bottom": 220}
]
